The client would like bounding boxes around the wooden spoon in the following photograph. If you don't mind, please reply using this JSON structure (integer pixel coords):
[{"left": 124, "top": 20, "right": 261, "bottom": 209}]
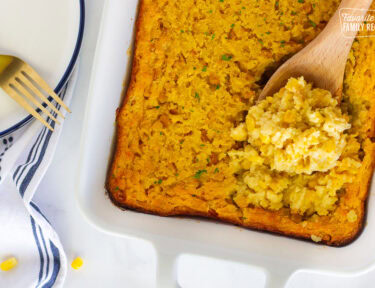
[{"left": 259, "top": 0, "right": 373, "bottom": 100}]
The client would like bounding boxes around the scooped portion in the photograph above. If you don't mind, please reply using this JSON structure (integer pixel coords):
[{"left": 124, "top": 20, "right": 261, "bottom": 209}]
[
  {"left": 231, "top": 77, "right": 351, "bottom": 174},
  {"left": 229, "top": 77, "right": 361, "bottom": 216}
]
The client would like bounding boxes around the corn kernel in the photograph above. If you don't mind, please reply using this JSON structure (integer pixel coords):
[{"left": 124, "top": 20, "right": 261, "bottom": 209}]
[
  {"left": 246, "top": 116, "right": 255, "bottom": 130},
  {"left": 230, "top": 123, "right": 247, "bottom": 141},
  {"left": 283, "top": 110, "right": 296, "bottom": 123},
  {"left": 347, "top": 210, "right": 358, "bottom": 223},
  {"left": 71, "top": 257, "right": 84, "bottom": 270},
  {"left": 260, "top": 134, "right": 270, "bottom": 144},
  {"left": 323, "top": 140, "right": 336, "bottom": 153},
  {"left": 311, "top": 235, "right": 322, "bottom": 243},
  {"left": 1, "top": 257, "right": 18, "bottom": 271}
]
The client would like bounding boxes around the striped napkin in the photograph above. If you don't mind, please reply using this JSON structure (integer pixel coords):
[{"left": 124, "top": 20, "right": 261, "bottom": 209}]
[{"left": 0, "top": 68, "right": 78, "bottom": 287}]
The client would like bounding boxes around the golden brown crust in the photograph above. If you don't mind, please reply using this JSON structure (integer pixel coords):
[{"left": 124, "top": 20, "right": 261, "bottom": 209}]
[{"left": 107, "top": 0, "right": 375, "bottom": 246}]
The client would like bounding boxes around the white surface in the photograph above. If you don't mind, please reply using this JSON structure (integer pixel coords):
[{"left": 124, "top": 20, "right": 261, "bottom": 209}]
[
  {"left": 32, "top": 0, "right": 375, "bottom": 287},
  {"left": 77, "top": 0, "right": 375, "bottom": 287},
  {"left": 0, "top": 0, "right": 80, "bottom": 132}
]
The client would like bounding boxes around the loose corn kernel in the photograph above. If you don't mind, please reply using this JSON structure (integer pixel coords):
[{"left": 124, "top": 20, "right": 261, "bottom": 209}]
[
  {"left": 71, "top": 257, "right": 84, "bottom": 270},
  {"left": 1, "top": 257, "right": 18, "bottom": 271}
]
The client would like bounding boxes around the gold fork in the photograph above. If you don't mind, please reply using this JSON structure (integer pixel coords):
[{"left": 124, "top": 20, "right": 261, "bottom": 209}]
[{"left": 0, "top": 55, "right": 71, "bottom": 131}]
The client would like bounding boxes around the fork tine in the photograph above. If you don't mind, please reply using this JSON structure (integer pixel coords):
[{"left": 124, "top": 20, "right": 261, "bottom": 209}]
[
  {"left": 3, "top": 85, "right": 54, "bottom": 131},
  {"left": 12, "top": 79, "right": 60, "bottom": 124},
  {"left": 22, "top": 64, "right": 71, "bottom": 113},
  {"left": 18, "top": 72, "right": 65, "bottom": 119}
]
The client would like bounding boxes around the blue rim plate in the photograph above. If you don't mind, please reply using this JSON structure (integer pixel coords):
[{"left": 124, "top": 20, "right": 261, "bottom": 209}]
[{"left": 0, "top": 0, "right": 85, "bottom": 137}]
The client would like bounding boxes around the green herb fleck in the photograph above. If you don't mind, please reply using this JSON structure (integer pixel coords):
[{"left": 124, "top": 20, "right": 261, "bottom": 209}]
[
  {"left": 219, "top": 0, "right": 224, "bottom": 2},
  {"left": 258, "top": 39, "right": 264, "bottom": 45},
  {"left": 231, "top": 23, "right": 235, "bottom": 28},
  {"left": 209, "top": 9, "right": 213, "bottom": 13},
  {"left": 275, "top": 1, "right": 279, "bottom": 8},
  {"left": 298, "top": 0, "right": 304, "bottom": 3},
  {"left": 202, "top": 66, "right": 208, "bottom": 72},
  {"left": 291, "top": 11, "right": 297, "bottom": 15},
  {"left": 193, "top": 66, "right": 196, "bottom": 70},
  {"left": 265, "top": 31, "right": 271, "bottom": 35},
  {"left": 180, "top": 30, "right": 184, "bottom": 33},
  {"left": 157, "top": 179, "right": 163, "bottom": 184},
  {"left": 200, "top": 144, "right": 205, "bottom": 147},
  {"left": 212, "top": 33, "right": 216, "bottom": 40},
  {"left": 194, "top": 92, "right": 200, "bottom": 101},
  {"left": 155, "top": 105, "right": 160, "bottom": 109},
  {"left": 194, "top": 169, "right": 208, "bottom": 179},
  {"left": 192, "top": 194, "right": 197, "bottom": 197},
  {"left": 114, "top": 187, "right": 119, "bottom": 191},
  {"left": 214, "top": 168, "right": 220, "bottom": 174},
  {"left": 221, "top": 54, "right": 232, "bottom": 61},
  {"left": 160, "top": 132, "right": 164, "bottom": 136},
  {"left": 216, "top": 85, "right": 221, "bottom": 90},
  {"left": 309, "top": 19, "right": 317, "bottom": 28}
]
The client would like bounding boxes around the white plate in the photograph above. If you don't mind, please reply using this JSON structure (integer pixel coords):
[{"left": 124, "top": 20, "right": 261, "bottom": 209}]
[
  {"left": 77, "top": 1, "right": 375, "bottom": 287},
  {"left": 0, "top": 0, "right": 84, "bottom": 136}
]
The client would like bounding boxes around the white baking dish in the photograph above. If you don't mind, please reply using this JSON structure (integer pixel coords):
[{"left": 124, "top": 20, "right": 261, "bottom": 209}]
[{"left": 77, "top": 0, "right": 375, "bottom": 287}]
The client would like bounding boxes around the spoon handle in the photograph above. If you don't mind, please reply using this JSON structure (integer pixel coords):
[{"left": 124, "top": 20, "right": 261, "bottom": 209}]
[
  {"left": 292, "top": 0, "right": 372, "bottom": 97},
  {"left": 258, "top": 0, "right": 373, "bottom": 100},
  {"left": 319, "top": 0, "right": 373, "bottom": 40},
  {"left": 313, "top": 0, "right": 373, "bottom": 70}
]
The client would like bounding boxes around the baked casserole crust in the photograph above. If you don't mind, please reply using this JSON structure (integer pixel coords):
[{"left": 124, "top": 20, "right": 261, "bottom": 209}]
[{"left": 107, "top": 0, "right": 375, "bottom": 245}]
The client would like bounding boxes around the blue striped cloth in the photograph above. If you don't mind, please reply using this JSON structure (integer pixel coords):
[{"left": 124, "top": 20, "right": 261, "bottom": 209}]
[{"left": 0, "top": 68, "right": 78, "bottom": 287}]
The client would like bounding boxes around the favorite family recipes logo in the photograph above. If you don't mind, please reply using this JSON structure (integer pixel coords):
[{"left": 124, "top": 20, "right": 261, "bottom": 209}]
[{"left": 340, "top": 8, "right": 375, "bottom": 37}]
